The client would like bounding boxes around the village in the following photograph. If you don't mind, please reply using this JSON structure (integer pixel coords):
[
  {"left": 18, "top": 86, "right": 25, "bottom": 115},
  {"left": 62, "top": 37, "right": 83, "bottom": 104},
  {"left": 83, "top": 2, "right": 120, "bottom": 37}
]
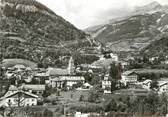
[{"left": 1, "top": 48, "right": 168, "bottom": 117}]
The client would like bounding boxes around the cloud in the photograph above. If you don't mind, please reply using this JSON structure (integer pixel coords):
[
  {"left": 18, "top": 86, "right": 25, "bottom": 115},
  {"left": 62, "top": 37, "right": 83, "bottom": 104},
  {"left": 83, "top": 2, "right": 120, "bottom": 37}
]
[{"left": 37, "top": 0, "right": 168, "bottom": 29}]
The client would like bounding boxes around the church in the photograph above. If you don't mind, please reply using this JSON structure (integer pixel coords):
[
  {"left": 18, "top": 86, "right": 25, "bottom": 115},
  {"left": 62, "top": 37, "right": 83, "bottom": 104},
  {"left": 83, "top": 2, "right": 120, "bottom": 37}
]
[{"left": 46, "top": 56, "right": 75, "bottom": 76}]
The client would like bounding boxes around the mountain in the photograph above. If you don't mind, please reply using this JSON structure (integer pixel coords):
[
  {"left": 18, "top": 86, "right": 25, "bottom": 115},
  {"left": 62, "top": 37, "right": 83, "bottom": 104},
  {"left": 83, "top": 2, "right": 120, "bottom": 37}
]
[
  {"left": 140, "top": 34, "right": 168, "bottom": 58},
  {"left": 0, "top": 0, "right": 90, "bottom": 67},
  {"left": 86, "top": 2, "right": 168, "bottom": 53},
  {"left": 134, "top": 1, "right": 162, "bottom": 15}
]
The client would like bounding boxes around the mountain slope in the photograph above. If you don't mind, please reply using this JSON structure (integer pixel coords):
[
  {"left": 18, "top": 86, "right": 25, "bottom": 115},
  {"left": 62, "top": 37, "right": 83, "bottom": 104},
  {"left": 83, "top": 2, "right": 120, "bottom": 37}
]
[
  {"left": 0, "top": 0, "right": 86, "bottom": 44},
  {"left": 142, "top": 34, "right": 168, "bottom": 57},
  {"left": 86, "top": 2, "right": 168, "bottom": 52},
  {"left": 0, "top": 0, "right": 90, "bottom": 67}
]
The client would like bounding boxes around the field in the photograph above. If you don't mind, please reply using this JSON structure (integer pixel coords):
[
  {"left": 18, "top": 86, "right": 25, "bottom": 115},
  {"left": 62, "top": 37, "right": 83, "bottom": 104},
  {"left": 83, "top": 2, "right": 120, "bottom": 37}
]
[{"left": 2, "top": 59, "right": 37, "bottom": 69}]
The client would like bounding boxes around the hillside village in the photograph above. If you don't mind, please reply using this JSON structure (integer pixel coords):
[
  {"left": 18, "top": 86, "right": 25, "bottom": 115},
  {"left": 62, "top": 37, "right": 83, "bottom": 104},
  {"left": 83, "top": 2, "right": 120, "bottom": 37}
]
[{"left": 1, "top": 47, "right": 168, "bottom": 116}]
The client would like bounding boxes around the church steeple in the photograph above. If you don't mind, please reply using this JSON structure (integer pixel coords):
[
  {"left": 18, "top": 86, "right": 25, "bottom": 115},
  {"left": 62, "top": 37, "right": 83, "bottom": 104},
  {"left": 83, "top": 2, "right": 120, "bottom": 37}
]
[{"left": 67, "top": 56, "right": 74, "bottom": 75}]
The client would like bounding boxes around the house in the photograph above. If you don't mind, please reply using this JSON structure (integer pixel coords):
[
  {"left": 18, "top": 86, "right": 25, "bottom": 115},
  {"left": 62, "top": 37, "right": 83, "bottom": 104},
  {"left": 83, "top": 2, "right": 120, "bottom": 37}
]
[
  {"left": 47, "top": 57, "right": 75, "bottom": 76},
  {"left": 104, "top": 74, "right": 109, "bottom": 80},
  {"left": 22, "top": 84, "right": 45, "bottom": 95},
  {"left": 82, "top": 83, "right": 93, "bottom": 90},
  {"left": 75, "top": 112, "right": 89, "bottom": 117},
  {"left": 25, "top": 67, "right": 32, "bottom": 71},
  {"left": 24, "top": 75, "right": 33, "bottom": 83},
  {"left": 149, "top": 57, "right": 159, "bottom": 63},
  {"left": 33, "top": 72, "right": 49, "bottom": 84},
  {"left": 13, "top": 64, "right": 26, "bottom": 72},
  {"left": 50, "top": 76, "right": 85, "bottom": 89},
  {"left": 4, "top": 85, "right": 18, "bottom": 97},
  {"left": 75, "top": 112, "right": 100, "bottom": 117},
  {"left": 76, "top": 83, "right": 93, "bottom": 91},
  {"left": 5, "top": 71, "right": 14, "bottom": 79},
  {"left": 142, "top": 80, "right": 152, "bottom": 90},
  {"left": 110, "top": 53, "right": 118, "bottom": 61},
  {"left": 102, "top": 80, "right": 111, "bottom": 94},
  {"left": 102, "top": 80, "right": 111, "bottom": 89},
  {"left": 121, "top": 70, "right": 138, "bottom": 85},
  {"left": 0, "top": 91, "right": 38, "bottom": 107},
  {"left": 33, "top": 72, "right": 49, "bottom": 78},
  {"left": 142, "top": 79, "right": 168, "bottom": 94},
  {"left": 119, "top": 60, "right": 129, "bottom": 70},
  {"left": 47, "top": 68, "right": 70, "bottom": 76},
  {"left": 158, "top": 81, "right": 168, "bottom": 94}
]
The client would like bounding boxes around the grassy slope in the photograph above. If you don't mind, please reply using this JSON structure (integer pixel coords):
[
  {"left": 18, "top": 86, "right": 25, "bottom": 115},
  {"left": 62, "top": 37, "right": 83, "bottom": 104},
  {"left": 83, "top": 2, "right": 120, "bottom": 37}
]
[{"left": 2, "top": 59, "right": 37, "bottom": 69}]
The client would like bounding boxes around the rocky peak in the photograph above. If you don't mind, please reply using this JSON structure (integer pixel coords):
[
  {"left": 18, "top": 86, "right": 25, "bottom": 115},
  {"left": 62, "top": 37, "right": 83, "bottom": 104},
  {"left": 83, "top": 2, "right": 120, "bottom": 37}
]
[{"left": 134, "top": 1, "right": 164, "bottom": 14}]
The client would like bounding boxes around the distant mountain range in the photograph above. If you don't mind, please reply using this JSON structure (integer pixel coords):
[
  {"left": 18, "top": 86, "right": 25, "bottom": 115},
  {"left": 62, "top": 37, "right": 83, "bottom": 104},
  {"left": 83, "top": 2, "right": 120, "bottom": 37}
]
[
  {"left": 0, "top": 0, "right": 91, "bottom": 66},
  {"left": 85, "top": 1, "right": 168, "bottom": 53}
]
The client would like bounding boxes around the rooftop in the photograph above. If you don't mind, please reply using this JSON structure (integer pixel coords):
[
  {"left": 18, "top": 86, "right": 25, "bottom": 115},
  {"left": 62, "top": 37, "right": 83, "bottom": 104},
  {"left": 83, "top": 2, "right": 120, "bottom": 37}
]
[
  {"left": 22, "top": 84, "right": 45, "bottom": 91},
  {"left": 47, "top": 68, "right": 70, "bottom": 76},
  {"left": 51, "top": 76, "right": 85, "bottom": 82}
]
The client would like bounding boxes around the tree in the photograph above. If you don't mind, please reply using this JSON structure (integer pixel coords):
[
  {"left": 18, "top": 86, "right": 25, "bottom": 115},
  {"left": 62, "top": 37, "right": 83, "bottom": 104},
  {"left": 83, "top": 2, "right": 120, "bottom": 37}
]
[
  {"left": 72, "top": 81, "right": 83, "bottom": 89},
  {"left": 88, "top": 91, "right": 99, "bottom": 103},
  {"left": 111, "top": 80, "right": 118, "bottom": 91},
  {"left": 109, "top": 63, "right": 117, "bottom": 80},
  {"left": 117, "top": 63, "right": 123, "bottom": 80},
  {"left": 150, "top": 73, "right": 159, "bottom": 80},
  {"left": 43, "top": 109, "right": 53, "bottom": 117},
  {"left": 160, "top": 93, "right": 168, "bottom": 115},
  {"left": 42, "top": 85, "right": 51, "bottom": 98},
  {"left": 143, "top": 54, "right": 149, "bottom": 63},
  {"left": 62, "top": 80, "right": 68, "bottom": 91},
  {"left": 31, "top": 78, "right": 39, "bottom": 84},
  {"left": 150, "top": 80, "right": 159, "bottom": 90},
  {"left": 109, "top": 63, "right": 122, "bottom": 80},
  {"left": 84, "top": 72, "right": 93, "bottom": 83},
  {"left": 79, "top": 95, "right": 84, "bottom": 102},
  {"left": 109, "top": 63, "right": 123, "bottom": 91},
  {"left": 104, "top": 99, "right": 117, "bottom": 112}
]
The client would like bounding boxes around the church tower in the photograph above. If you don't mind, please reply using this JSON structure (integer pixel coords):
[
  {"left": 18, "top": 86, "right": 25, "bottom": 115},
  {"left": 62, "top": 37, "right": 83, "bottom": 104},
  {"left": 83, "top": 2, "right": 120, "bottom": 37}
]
[{"left": 67, "top": 56, "right": 75, "bottom": 75}]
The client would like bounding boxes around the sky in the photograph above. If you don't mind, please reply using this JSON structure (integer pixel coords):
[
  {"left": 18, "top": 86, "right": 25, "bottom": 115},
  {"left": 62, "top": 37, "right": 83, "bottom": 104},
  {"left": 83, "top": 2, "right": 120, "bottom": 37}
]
[{"left": 37, "top": 0, "right": 168, "bottom": 29}]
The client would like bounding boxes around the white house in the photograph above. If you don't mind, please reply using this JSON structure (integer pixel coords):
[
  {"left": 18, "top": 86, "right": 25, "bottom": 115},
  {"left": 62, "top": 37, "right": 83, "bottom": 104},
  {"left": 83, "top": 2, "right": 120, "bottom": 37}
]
[
  {"left": 4, "top": 85, "right": 18, "bottom": 97},
  {"left": 104, "top": 74, "right": 109, "bottom": 80},
  {"left": 75, "top": 112, "right": 89, "bottom": 117},
  {"left": 83, "top": 83, "right": 93, "bottom": 90},
  {"left": 13, "top": 64, "right": 26, "bottom": 72},
  {"left": 5, "top": 71, "right": 14, "bottom": 79},
  {"left": 75, "top": 112, "right": 100, "bottom": 117},
  {"left": 102, "top": 80, "right": 111, "bottom": 89},
  {"left": 6, "top": 85, "right": 45, "bottom": 96},
  {"left": 142, "top": 80, "right": 152, "bottom": 90},
  {"left": 158, "top": 81, "right": 168, "bottom": 94},
  {"left": 110, "top": 53, "right": 118, "bottom": 61},
  {"left": 76, "top": 83, "right": 93, "bottom": 91},
  {"left": 102, "top": 80, "right": 111, "bottom": 94},
  {"left": 121, "top": 70, "right": 138, "bottom": 85},
  {"left": 22, "top": 84, "right": 45, "bottom": 95},
  {"left": 50, "top": 76, "right": 85, "bottom": 88},
  {"left": 0, "top": 91, "right": 38, "bottom": 107}
]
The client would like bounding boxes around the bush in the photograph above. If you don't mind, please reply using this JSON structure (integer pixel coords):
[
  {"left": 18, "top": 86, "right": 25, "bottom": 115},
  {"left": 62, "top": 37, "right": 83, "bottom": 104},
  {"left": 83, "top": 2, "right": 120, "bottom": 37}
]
[{"left": 43, "top": 109, "right": 53, "bottom": 117}]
